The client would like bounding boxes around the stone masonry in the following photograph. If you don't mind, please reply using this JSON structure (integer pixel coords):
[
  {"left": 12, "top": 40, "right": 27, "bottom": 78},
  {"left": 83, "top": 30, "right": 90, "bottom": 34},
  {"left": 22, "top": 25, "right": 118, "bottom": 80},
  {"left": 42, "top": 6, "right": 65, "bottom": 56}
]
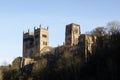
[{"left": 23, "top": 25, "right": 49, "bottom": 58}]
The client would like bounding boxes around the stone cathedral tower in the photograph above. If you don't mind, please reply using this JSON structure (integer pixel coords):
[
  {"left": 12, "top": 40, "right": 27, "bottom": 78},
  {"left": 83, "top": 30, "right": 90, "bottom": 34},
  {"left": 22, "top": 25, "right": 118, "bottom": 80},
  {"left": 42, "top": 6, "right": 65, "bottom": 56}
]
[
  {"left": 23, "top": 25, "right": 49, "bottom": 58},
  {"left": 23, "top": 30, "right": 34, "bottom": 58},
  {"left": 34, "top": 26, "right": 49, "bottom": 55},
  {"left": 65, "top": 23, "right": 80, "bottom": 46}
]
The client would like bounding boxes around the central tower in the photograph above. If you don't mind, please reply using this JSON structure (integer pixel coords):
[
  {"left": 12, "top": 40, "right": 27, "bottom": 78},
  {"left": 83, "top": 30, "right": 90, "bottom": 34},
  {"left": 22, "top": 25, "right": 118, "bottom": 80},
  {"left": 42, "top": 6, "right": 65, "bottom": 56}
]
[{"left": 65, "top": 23, "right": 80, "bottom": 46}]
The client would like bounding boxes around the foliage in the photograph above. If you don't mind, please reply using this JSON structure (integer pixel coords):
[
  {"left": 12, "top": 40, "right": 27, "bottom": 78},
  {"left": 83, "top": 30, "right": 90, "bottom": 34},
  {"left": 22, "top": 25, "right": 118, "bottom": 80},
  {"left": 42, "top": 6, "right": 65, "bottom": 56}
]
[
  {"left": 91, "top": 27, "right": 107, "bottom": 37},
  {"left": 31, "top": 58, "right": 47, "bottom": 79},
  {"left": 2, "top": 68, "right": 21, "bottom": 80},
  {"left": 12, "top": 57, "right": 22, "bottom": 69},
  {"left": 107, "top": 21, "right": 120, "bottom": 34}
]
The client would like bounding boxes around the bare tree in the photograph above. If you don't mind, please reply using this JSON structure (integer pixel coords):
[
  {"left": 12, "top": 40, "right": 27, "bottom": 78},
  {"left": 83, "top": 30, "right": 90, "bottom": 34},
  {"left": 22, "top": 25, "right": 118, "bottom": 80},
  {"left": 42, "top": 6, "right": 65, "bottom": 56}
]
[
  {"left": 107, "top": 21, "right": 120, "bottom": 34},
  {"left": 91, "top": 27, "right": 107, "bottom": 37}
]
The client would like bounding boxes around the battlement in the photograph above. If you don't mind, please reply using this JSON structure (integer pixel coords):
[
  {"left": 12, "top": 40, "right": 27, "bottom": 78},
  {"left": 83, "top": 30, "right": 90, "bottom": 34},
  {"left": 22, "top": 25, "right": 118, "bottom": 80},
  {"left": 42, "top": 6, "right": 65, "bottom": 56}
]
[
  {"left": 23, "top": 32, "right": 34, "bottom": 38},
  {"left": 66, "top": 23, "right": 80, "bottom": 27},
  {"left": 34, "top": 25, "right": 49, "bottom": 31}
]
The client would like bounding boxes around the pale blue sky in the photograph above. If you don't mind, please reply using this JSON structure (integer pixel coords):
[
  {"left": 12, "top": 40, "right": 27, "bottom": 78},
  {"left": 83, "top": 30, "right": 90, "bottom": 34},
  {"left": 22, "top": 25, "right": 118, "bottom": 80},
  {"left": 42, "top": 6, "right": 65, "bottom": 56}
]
[{"left": 0, "top": 0, "right": 120, "bottom": 65}]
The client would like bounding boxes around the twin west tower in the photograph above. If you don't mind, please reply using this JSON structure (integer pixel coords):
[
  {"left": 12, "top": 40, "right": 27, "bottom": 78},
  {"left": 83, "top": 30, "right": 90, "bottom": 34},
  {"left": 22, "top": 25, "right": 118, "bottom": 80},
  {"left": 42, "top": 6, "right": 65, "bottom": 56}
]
[{"left": 23, "top": 26, "right": 49, "bottom": 58}]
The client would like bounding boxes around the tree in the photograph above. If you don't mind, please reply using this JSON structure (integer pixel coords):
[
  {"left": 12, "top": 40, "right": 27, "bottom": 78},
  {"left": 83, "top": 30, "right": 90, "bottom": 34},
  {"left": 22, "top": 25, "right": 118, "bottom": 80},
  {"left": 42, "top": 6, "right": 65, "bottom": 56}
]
[
  {"left": 91, "top": 27, "right": 107, "bottom": 37},
  {"left": 55, "top": 50, "right": 82, "bottom": 80},
  {"left": 31, "top": 58, "right": 47, "bottom": 79},
  {"left": 90, "top": 27, "right": 108, "bottom": 51},
  {"left": 107, "top": 21, "right": 120, "bottom": 34},
  {"left": 12, "top": 57, "right": 22, "bottom": 69}
]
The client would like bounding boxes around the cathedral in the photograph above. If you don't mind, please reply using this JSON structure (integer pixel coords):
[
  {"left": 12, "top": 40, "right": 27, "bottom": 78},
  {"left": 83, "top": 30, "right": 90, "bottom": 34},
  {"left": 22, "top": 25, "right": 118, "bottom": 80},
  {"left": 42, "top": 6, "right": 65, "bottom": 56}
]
[{"left": 21, "top": 23, "right": 96, "bottom": 66}]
